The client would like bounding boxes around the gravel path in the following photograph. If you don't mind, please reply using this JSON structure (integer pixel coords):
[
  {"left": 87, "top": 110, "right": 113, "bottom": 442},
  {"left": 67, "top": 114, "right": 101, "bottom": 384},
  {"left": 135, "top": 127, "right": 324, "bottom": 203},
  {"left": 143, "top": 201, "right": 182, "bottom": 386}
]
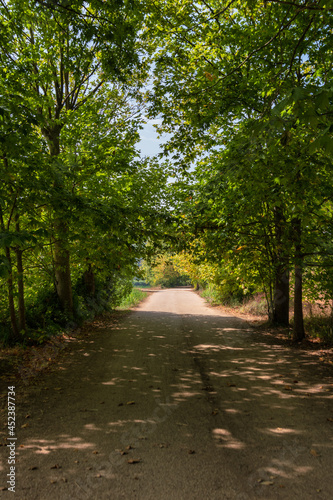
[{"left": 1, "top": 288, "right": 332, "bottom": 499}]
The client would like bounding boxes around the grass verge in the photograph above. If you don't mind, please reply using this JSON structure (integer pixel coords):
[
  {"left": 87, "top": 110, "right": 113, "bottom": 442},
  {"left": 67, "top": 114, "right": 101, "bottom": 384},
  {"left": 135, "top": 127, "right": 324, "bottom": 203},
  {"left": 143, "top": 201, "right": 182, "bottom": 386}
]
[{"left": 116, "top": 288, "right": 148, "bottom": 310}]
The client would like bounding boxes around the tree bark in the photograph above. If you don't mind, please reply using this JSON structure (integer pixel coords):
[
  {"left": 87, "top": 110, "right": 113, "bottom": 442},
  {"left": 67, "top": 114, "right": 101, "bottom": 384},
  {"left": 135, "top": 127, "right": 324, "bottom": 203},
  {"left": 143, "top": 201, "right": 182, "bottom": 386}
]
[
  {"left": 272, "top": 205, "right": 289, "bottom": 325},
  {"left": 273, "top": 267, "right": 289, "bottom": 326},
  {"left": 43, "top": 126, "right": 74, "bottom": 318},
  {"left": 0, "top": 205, "right": 20, "bottom": 341},
  {"left": 53, "top": 220, "right": 73, "bottom": 317},
  {"left": 5, "top": 246, "right": 20, "bottom": 341},
  {"left": 15, "top": 217, "right": 26, "bottom": 333},
  {"left": 293, "top": 264, "right": 305, "bottom": 341},
  {"left": 293, "top": 219, "right": 305, "bottom": 341},
  {"left": 84, "top": 264, "right": 96, "bottom": 297}
]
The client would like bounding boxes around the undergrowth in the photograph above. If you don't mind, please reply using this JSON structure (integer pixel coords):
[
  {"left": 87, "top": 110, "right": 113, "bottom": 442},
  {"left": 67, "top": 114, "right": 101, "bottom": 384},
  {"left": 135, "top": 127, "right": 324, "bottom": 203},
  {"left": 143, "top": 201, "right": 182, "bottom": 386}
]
[
  {"left": 239, "top": 294, "right": 268, "bottom": 316},
  {"left": 303, "top": 315, "right": 333, "bottom": 344},
  {"left": 116, "top": 288, "right": 148, "bottom": 310}
]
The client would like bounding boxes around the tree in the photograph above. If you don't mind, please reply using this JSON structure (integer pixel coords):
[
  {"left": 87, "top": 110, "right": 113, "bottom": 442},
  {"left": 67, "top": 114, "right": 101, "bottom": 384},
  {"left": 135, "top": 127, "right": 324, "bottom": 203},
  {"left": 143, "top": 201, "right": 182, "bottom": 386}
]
[
  {"left": 143, "top": 0, "right": 333, "bottom": 339},
  {"left": 0, "top": 0, "right": 144, "bottom": 317}
]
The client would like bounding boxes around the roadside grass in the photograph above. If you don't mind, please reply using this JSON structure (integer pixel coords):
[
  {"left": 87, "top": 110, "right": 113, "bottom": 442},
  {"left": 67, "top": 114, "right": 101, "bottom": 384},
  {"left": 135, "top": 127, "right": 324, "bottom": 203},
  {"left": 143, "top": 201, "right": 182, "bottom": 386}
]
[
  {"left": 239, "top": 294, "right": 268, "bottom": 316},
  {"left": 116, "top": 288, "right": 148, "bottom": 310},
  {"left": 133, "top": 280, "right": 151, "bottom": 288},
  {"left": 302, "top": 315, "right": 333, "bottom": 344},
  {"left": 200, "top": 285, "right": 222, "bottom": 306},
  {"left": 201, "top": 288, "right": 267, "bottom": 315},
  {"left": 200, "top": 288, "right": 333, "bottom": 344},
  {"left": 200, "top": 284, "right": 242, "bottom": 307}
]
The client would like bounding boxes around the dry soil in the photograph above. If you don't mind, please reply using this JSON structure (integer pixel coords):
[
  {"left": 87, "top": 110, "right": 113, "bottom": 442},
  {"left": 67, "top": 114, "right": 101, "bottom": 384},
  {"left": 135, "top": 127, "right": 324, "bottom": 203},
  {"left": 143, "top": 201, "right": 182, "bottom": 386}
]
[{"left": 1, "top": 288, "right": 332, "bottom": 499}]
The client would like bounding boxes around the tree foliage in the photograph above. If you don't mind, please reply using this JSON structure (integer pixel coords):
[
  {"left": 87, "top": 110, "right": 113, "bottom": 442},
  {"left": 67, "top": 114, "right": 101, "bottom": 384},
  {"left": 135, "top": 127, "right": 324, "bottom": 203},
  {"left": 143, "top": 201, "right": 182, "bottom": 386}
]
[
  {"left": 144, "top": 0, "right": 333, "bottom": 340},
  {"left": 0, "top": 0, "right": 170, "bottom": 344}
]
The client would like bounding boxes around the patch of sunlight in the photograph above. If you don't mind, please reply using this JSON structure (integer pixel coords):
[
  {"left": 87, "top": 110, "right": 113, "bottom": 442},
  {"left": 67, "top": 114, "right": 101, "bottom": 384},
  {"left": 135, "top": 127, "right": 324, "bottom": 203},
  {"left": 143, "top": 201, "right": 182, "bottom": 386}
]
[
  {"left": 122, "top": 366, "right": 144, "bottom": 371},
  {"left": 84, "top": 423, "right": 103, "bottom": 431},
  {"left": 171, "top": 391, "right": 201, "bottom": 400},
  {"left": 194, "top": 344, "right": 244, "bottom": 352},
  {"left": 213, "top": 428, "right": 245, "bottom": 449},
  {"left": 102, "top": 377, "right": 129, "bottom": 385},
  {"left": 265, "top": 427, "right": 303, "bottom": 435},
  {"left": 23, "top": 437, "right": 95, "bottom": 454},
  {"left": 266, "top": 462, "right": 313, "bottom": 478},
  {"left": 107, "top": 420, "right": 130, "bottom": 428}
]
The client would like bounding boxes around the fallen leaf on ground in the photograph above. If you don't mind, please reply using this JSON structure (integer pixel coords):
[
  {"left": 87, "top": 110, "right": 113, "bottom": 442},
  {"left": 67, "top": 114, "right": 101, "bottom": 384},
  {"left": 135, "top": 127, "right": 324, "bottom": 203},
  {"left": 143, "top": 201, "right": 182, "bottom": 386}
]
[
  {"left": 310, "top": 449, "right": 320, "bottom": 457},
  {"left": 21, "top": 423, "right": 29, "bottom": 428},
  {"left": 126, "top": 401, "right": 135, "bottom": 405}
]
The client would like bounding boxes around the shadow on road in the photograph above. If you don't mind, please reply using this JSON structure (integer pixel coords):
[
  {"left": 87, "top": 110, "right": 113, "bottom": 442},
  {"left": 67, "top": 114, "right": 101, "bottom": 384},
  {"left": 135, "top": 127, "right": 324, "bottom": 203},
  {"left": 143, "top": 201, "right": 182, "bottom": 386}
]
[{"left": 6, "top": 308, "right": 333, "bottom": 499}]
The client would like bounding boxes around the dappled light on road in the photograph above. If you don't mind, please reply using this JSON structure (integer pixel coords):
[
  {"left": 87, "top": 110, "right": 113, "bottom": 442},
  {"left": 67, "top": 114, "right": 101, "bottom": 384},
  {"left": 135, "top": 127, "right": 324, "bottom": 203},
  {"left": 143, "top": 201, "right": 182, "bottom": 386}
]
[{"left": 4, "top": 288, "right": 332, "bottom": 499}]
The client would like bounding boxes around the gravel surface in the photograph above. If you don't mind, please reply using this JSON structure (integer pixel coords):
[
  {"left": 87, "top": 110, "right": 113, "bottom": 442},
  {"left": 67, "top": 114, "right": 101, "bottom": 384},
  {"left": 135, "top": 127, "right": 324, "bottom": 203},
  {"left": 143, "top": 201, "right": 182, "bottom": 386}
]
[{"left": 1, "top": 288, "right": 332, "bottom": 499}]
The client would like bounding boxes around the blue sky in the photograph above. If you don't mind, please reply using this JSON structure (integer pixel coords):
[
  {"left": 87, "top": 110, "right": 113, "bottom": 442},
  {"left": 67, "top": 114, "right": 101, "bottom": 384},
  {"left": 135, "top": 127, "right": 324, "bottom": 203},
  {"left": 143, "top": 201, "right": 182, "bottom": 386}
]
[{"left": 138, "top": 119, "right": 170, "bottom": 157}]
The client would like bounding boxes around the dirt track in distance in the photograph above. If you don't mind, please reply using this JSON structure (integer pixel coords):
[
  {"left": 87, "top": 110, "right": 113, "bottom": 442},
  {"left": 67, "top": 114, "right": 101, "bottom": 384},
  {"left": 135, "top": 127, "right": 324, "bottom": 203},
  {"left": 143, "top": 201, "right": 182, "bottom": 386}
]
[{"left": 1, "top": 288, "right": 332, "bottom": 499}]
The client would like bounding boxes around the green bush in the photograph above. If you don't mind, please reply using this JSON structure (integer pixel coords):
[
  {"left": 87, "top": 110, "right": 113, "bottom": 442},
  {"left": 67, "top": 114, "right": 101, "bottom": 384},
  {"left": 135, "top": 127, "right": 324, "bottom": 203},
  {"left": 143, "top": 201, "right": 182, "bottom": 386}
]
[
  {"left": 201, "top": 280, "right": 246, "bottom": 306},
  {"left": 117, "top": 288, "right": 148, "bottom": 310},
  {"left": 240, "top": 294, "right": 268, "bottom": 316},
  {"left": 303, "top": 315, "right": 333, "bottom": 344},
  {"left": 74, "top": 273, "right": 133, "bottom": 320}
]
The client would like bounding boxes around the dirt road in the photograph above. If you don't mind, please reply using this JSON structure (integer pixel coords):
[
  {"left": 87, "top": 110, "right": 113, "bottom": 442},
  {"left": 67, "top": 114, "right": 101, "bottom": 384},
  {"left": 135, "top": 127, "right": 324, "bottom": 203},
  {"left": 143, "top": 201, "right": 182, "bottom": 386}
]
[{"left": 1, "top": 288, "right": 333, "bottom": 499}]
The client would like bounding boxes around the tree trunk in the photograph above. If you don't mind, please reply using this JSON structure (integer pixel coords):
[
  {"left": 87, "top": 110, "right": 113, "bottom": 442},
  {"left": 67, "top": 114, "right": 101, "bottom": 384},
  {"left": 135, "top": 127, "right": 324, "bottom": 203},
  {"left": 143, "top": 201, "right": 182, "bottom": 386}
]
[
  {"left": 43, "top": 126, "right": 74, "bottom": 318},
  {"left": 15, "top": 246, "right": 26, "bottom": 332},
  {"left": 293, "top": 264, "right": 305, "bottom": 341},
  {"left": 15, "top": 217, "right": 26, "bottom": 333},
  {"left": 273, "top": 267, "right": 289, "bottom": 326},
  {"left": 53, "top": 220, "right": 73, "bottom": 317},
  {"left": 5, "top": 246, "right": 20, "bottom": 341},
  {"left": 84, "top": 265, "right": 96, "bottom": 296},
  {"left": 272, "top": 205, "right": 289, "bottom": 326},
  {"left": 0, "top": 205, "right": 20, "bottom": 342},
  {"left": 293, "top": 219, "right": 305, "bottom": 341}
]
